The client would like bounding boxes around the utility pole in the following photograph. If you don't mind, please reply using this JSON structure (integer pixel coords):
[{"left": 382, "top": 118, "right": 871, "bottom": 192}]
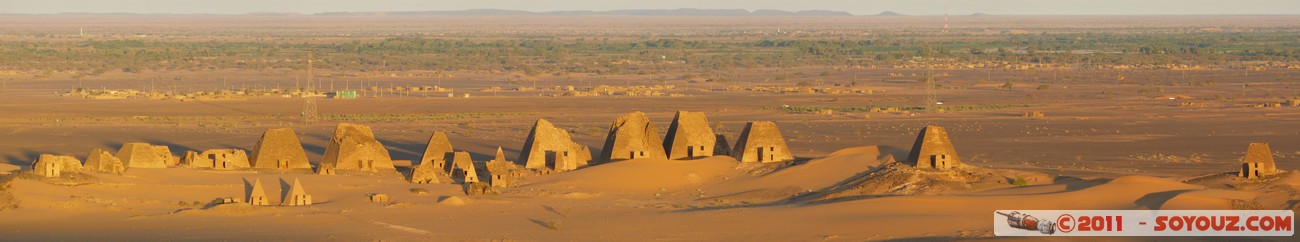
[
  {"left": 924, "top": 46, "right": 938, "bottom": 112},
  {"left": 302, "top": 52, "right": 319, "bottom": 125}
]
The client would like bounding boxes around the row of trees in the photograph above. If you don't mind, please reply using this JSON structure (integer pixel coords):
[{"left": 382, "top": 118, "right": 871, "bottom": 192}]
[{"left": 2, "top": 31, "right": 1298, "bottom": 76}]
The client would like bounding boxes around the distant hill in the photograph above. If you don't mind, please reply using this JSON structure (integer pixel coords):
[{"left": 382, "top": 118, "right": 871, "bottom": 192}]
[
  {"left": 313, "top": 8, "right": 854, "bottom": 17},
  {"left": 876, "top": 11, "right": 905, "bottom": 16},
  {"left": 971, "top": 12, "right": 991, "bottom": 16}
]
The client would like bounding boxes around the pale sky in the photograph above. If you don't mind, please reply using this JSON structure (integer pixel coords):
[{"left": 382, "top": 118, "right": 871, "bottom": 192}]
[{"left": 1, "top": 0, "right": 1297, "bottom": 15}]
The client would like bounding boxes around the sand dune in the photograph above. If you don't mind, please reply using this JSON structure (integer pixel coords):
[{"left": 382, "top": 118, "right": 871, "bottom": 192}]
[{"left": 0, "top": 145, "right": 1295, "bottom": 240}]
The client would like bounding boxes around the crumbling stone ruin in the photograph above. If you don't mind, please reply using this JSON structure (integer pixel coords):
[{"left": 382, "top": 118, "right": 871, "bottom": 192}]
[
  {"left": 732, "top": 121, "right": 793, "bottom": 163},
  {"left": 600, "top": 112, "right": 668, "bottom": 162},
  {"left": 247, "top": 178, "right": 270, "bottom": 206},
  {"left": 84, "top": 148, "right": 125, "bottom": 174},
  {"left": 465, "top": 182, "right": 496, "bottom": 196},
  {"left": 1239, "top": 143, "right": 1279, "bottom": 179},
  {"left": 421, "top": 132, "right": 455, "bottom": 171},
  {"left": 282, "top": 178, "right": 312, "bottom": 206},
  {"left": 32, "top": 157, "right": 62, "bottom": 178},
  {"left": 518, "top": 119, "right": 592, "bottom": 171},
  {"left": 1023, "top": 111, "right": 1046, "bottom": 118},
  {"left": 906, "top": 125, "right": 963, "bottom": 170},
  {"left": 450, "top": 151, "right": 479, "bottom": 183},
  {"left": 409, "top": 160, "right": 451, "bottom": 184},
  {"left": 486, "top": 147, "right": 525, "bottom": 188},
  {"left": 249, "top": 128, "right": 313, "bottom": 170},
  {"left": 184, "top": 149, "right": 251, "bottom": 169},
  {"left": 368, "top": 193, "right": 390, "bottom": 203},
  {"left": 321, "top": 123, "right": 395, "bottom": 171},
  {"left": 115, "top": 143, "right": 176, "bottom": 168},
  {"left": 35, "top": 154, "right": 82, "bottom": 172},
  {"left": 1178, "top": 102, "right": 1205, "bottom": 108},
  {"left": 663, "top": 111, "right": 718, "bottom": 160}
]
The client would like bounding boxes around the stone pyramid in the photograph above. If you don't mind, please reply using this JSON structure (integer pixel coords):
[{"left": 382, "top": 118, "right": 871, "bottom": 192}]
[
  {"left": 450, "top": 151, "right": 479, "bottom": 183},
  {"left": 116, "top": 143, "right": 171, "bottom": 168},
  {"left": 906, "top": 125, "right": 962, "bottom": 169},
  {"left": 247, "top": 178, "right": 270, "bottom": 206},
  {"left": 1239, "top": 143, "right": 1278, "bottom": 178},
  {"left": 282, "top": 178, "right": 312, "bottom": 206},
  {"left": 321, "top": 123, "right": 395, "bottom": 171},
  {"left": 420, "top": 131, "right": 454, "bottom": 168},
  {"left": 732, "top": 121, "right": 793, "bottom": 163},
  {"left": 84, "top": 148, "right": 125, "bottom": 174},
  {"left": 249, "top": 128, "right": 313, "bottom": 170},
  {"left": 518, "top": 119, "right": 590, "bottom": 170},
  {"left": 663, "top": 111, "right": 717, "bottom": 160},
  {"left": 600, "top": 111, "right": 667, "bottom": 162}
]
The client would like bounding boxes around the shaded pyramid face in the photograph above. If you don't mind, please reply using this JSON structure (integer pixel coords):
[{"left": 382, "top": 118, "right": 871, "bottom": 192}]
[
  {"left": 663, "top": 111, "right": 717, "bottom": 160},
  {"left": 250, "top": 128, "right": 312, "bottom": 170},
  {"left": 600, "top": 111, "right": 667, "bottom": 162},
  {"left": 732, "top": 121, "right": 793, "bottom": 163},
  {"left": 518, "top": 119, "right": 587, "bottom": 170},
  {"left": 321, "top": 123, "right": 395, "bottom": 171},
  {"left": 421, "top": 131, "right": 454, "bottom": 166},
  {"left": 907, "top": 125, "right": 961, "bottom": 169}
]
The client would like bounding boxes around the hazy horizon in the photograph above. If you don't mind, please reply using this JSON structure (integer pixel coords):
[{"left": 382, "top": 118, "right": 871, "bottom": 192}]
[{"left": 1, "top": 0, "right": 1298, "bottom": 16}]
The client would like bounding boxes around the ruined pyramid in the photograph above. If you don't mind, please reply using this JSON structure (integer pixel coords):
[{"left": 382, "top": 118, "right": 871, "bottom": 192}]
[
  {"left": 115, "top": 143, "right": 173, "bottom": 168},
  {"left": 486, "top": 147, "right": 522, "bottom": 188},
  {"left": 906, "top": 125, "right": 962, "bottom": 169},
  {"left": 32, "top": 157, "right": 61, "bottom": 177},
  {"left": 518, "top": 119, "right": 591, "bottom": 170},
  {"left": 282, "top": 178, "right": 312, "bottom": 206},
  {"left": 184, "top": 149, "right": 251, "bottom": 169},
  {"left": 732, "top": 121, "right": 793, "bottom": 163},
  {"left": 84, "top": 148, "right": 125, "bottom": 174},
  {"left": 600, "top": 111, "right": 667, "bottom": 162},
  {"left": 321, "top": 123, "right": 395, "bottom": 171},
  {"left": 409, "top": 160, "right": 450, "bottom": 184},
  {"left": 1239, "top": 143, "right": 1278, "bottom": 178},
  {"left": 420, "top": 131, "right": 454, "bottom": 168},
  {"left": 36, "top": 154, "right": 82, "bottom": 172},
  {"left": 663, "top": 111, "right": 717, "bottom": 160},
  {"left": 249, "top": 128, "right": 312, "bottom": 170}
]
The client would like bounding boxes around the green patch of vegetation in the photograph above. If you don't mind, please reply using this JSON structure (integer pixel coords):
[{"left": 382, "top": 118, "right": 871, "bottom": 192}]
[
  {"left": 320, "top": 112, "right": 526, "bottom": 122},
  {"left": 781, "top": 104, "right": 1030, "bottom": 113},
  {"left": 1012, "top": 176, "right": 1030, "bottom": 187}
]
